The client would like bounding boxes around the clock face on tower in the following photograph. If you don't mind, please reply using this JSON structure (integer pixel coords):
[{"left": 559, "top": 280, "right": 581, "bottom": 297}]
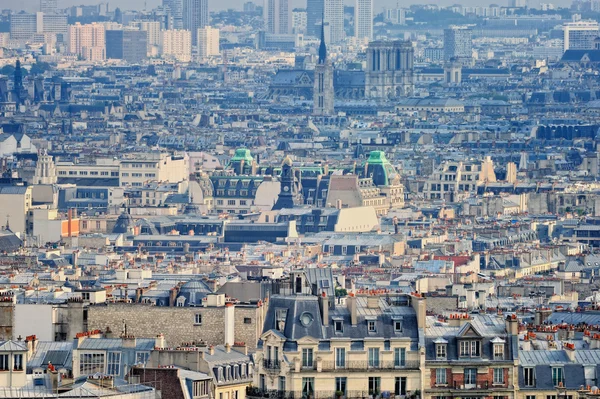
[{"left": 283, "top": 186, "right": 290, "bottom": 192}]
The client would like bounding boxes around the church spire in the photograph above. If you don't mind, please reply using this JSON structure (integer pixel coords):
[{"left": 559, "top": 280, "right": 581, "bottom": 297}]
[{"left": 318, "top": 20, "right": 327, "bottom": 64}]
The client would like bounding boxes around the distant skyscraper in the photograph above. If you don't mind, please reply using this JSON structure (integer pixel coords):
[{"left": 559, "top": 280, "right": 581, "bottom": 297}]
[
  {"left": 264, "top": 0, "right": 291, "bottom": 34},
  {"left": 68, "top": 22, "right": 106, "bottom": 61},
  {"left": 162, "top": 0, "right": 183, "bottom": 29},
  {"left": 313, "top": 24, "right": 334, "bottom": 116},
  {"left": 306, "top": 0, "right": 323, "bottom": 37},
  {"left": 324, "top": 0, "right": 343, "bottom": 44},
  {"left": 354, "top": 0, "right": 372, "bottom": 42},
  {"left": 9, "top": 13, "right": 39, "bottom": 40},
  {"left": 292, "top": 8, "right": 307, "bottom": 34},
  {"left": 130, "top": 21, "right": 162, "bottom": 56},
  {"left": 197, "top": 26, "right": 220, "bottom": 58},
  {"left": 106, "top": 30, "right": 147, "bottom": 63},
  {"left": 443, "top": 26, "right": 472, "bottom": 62},
  {"left": 40, "top": 0, "right": 58, "bottom": 13},
  {"left": 562, "top": 20, "right": 600, "bottom": 52},
  {"left": 508, "top": 0, "right": 527, "bottom": 7},
  {"left": 184, "top": 0, "right": 209, "bottom": 45}
]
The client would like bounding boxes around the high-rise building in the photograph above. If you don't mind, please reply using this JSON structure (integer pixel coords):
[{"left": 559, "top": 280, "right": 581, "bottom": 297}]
[
  {"left": 10, "top": 12, "right": 41, "bottom": 40},
  {"left": 313, "top": 24, "right": 334, "bottom": 116},
  {"left": 365, "top": 40, "right": 414, "bottom": 99},
  {"left": 184, "top": 0, "right": 209, "bottom": 45},
  {"left": 197, "top": 26, "right": 220, "bottom": 58},
  {"left": 160, "top": 29, "right": 192, "bottom": 61},
  {"left": 355, "top": 0, "right": 372, "bottom": 42},
  {"left": 292, "top": 8, "right": 307, "bottom": 34},
  {"left": 41, "top": 13, "right": 68, "bottom": 40},
  {"left": 562, "top": 20, "right": 600, "bottom": 52},
  {"left": 324, "top": 0, "right": 343, "bottom": 44},
  {"left": 162, "top": 0, "right": 183, "bottom": 29},
  {"left": 68, "top": 22, "right": 106, "bottom": 61},
  {"left": 306, "top": 0, "right": 323, "bottom": 37},
  {"left": 443, "top": 26, "right": 472, "bottom": 62},
  {"left": 508, "top": 0, "right": 527, "bottom": 7},
  {"left": 130, "top": 21, "right": 162, "bottom": 55},
  {"left": 105, "top": 30, "right": 148, "bottom": 63},
  {"left": 40, "top": 0, "right": 58, "bottom": 13},
  {"left": 383, "top": 8, "right": 405, "bottom": 25},
  {"left": 264, "top": 0, "right": 291, "bottom": 35}
]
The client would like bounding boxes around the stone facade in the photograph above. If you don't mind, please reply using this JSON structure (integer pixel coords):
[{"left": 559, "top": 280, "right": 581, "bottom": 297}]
[{"left": 88, "top": 303, "right": 263, "bottom": 350}]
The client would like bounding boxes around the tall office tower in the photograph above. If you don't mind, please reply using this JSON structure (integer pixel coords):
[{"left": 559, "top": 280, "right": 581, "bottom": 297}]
[
  {"left": 130, "top": 21, "right": 161, "bottom": 55},
  {"left": 562, "top": 21, "right": 600, "bottom": 52},
  {"left": 184, "top": 0, "right": 209, "bottom": 45},
  {"left": 163, "top": 0, "right": 183, "bottom": 29},
  {"left": 313, "top": 24, "right": 334, "bottom": 116},
  {"left": 508, "top": 0, "right": 527, "bottom": 7},
  {"left": 306, "top": 0, "right": 323, "bottom": 37},
  {"left": 354, "top": 0, "right": 372, "bottom": 42},
  {"left": 292, "top": 8, "right": 307, "bottom": 34},
  {"left": 40, "top": 0, "right": 58, "bottom": 13},
  {"left": 264, "top": 0, "right": 291, "bottom": 34},
  {"left": 68, "top": 22, "right": 106, "bottom": 61},
  {"left": 443, "top": 26, "right": 472, "bottom": 62},
  {"left": 365, "top": 40, "right": 414, "bottom": 99},
  {"left": 324, "top": 0, "right": 343, "bottom": 44},
  {"left": 9, "top": 13, "right": 39, "bottom": 40},
  {"left": 197, "top": 26, "right": 220, "bottom": 58},
  {"left": 42, "top": 13, "right": 68, "bottom": 41},
  {"left": 160, "top": 29, "right": 192, "bottom": 61},
  {"left": 383, "top": 8, "right": 405, "bottom": 25},
  {"left": 106, "top": 30, "right": 148, "bottom": 63}
]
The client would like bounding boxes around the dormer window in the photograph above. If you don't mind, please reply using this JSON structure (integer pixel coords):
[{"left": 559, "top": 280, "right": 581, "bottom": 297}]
[
  {"left": 459, "top": 340, "right": 480, "bottom": 357},
  {"left": 393, "top": 317, "right": 403, "bottom": 333},
  {"left": 492, "top": 337, "right": 506, "bottom": 360},
  {"left": 435, "top": 338, "right": 448, "bottom": 360},
  {"left": 334, "top": 320, "right": 343, "bottom": 333},
  {"left": 368, "top": 320, "right": 376, "bottom": 332},
  {"left": 275, "top": 309, "right": 287, "bottom": 332}
]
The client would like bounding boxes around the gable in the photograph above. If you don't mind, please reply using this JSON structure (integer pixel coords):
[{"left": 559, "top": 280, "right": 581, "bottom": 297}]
[{"left": 457, "top": 322, "right": 483, "bottom": 338}]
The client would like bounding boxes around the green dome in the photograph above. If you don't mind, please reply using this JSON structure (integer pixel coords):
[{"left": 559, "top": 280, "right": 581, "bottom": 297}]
[{"left": 231, "top": 148, "right": 254, "bottom": 164}]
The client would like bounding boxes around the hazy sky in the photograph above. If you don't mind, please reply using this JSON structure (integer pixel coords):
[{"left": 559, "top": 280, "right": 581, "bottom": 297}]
[{"left": 0, "top": 0, "right": 571, "bottom": 14}]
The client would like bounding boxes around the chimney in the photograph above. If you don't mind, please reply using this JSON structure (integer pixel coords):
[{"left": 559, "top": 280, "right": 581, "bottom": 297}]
[
  {"left": 169, "top": 287, "right": 179, "bottom": 307},
  {"left": 224, "top": 303, "right": 234, "bottom": 346},
  {"left": 336, "top": 199, "right": 342, "bottom": 210},
  {"left": 135, "top": 287, "right": 143, "bottom": 303},
  {"left": 505, "top": 314, "right": 518, "bottom": 336},
  {"left": 49, "top": 370, "right": 60, "bottom": 391},
  {"left": 233, "top": 342, "right": 248, "bottom": 356},
  {"left": 209, "top": 345, "right": 215, "bottom": 356},
  {"left": 319, "top": 292, "right": 329, "bottom": 326},
  {"left": 367, "top": 296, "right": 379, "bottom": 309},
  {"left": 564, "top": 342, "right": 576, "bottom": 361},
  {"left": 105, "top": 327, "right": 113, "bottom": 339},
  {"left": 225, "top": 343, "right": 231, "bottom": 353},
  {"left": 155, "top": 333, "right": 165, "bottom": 349},
  {"left": 347, "top": 293, "right": 357, "bottom": 326}
]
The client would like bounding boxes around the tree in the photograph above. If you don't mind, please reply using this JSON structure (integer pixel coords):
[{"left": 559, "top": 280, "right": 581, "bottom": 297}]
[{"left": 335, "top": 287, "right": 348, "bottom": 297}]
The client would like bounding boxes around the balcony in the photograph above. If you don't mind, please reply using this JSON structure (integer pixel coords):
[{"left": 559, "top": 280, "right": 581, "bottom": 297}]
[
  {"left": 246, "top": 389, "right": 399, "bottom": 399},
  {"left": 263, "top": 359, "right": 281, "bottom": 370},
  {"left": 293, "top": 360, "right": 420, "bottom": 372}
]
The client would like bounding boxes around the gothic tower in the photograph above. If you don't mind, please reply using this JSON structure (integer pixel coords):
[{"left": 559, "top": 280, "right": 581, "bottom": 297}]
[
  {"left": 313, "top": 24, "right": 335, "bottom": 116},
  {"left": 34, "top": 149, "right": 57, "bottom": 185},
  {"left": 273, "top": 157, "right": 303, "bottom": 210}
]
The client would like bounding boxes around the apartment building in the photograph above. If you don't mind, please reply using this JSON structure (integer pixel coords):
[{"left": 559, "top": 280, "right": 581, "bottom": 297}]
[
  {"left": 197, "top": 26, "right": 220, "bottom": 58},
  {"left": 160, "top": 29, "right": 192, "bottom": 62},
  {"left": 68, "top": 22, "right": 106, "bottom": 61}
]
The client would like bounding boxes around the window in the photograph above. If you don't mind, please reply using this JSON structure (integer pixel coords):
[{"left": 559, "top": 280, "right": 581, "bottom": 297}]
[
  {"left": 526, "top": 396, "right": 536, "bottom": 399},
  {"left": 302, "top": 377, "right": 314, "bottom": 397},
  {"left": 368, "top": 377, "right": 381, "bottom": 395},
  {"left": 394, "top": 348, "right": 406, "bottom": 367},
  {"left": 334, "top": 320, "right": 343, "bottom": 333},
  {"left": 279, "top": 376, "right": 286, "bottom": 392},
  {"left": 240, "top": 200, "right": 247, "bottom": 206},
  {"left": 335, "top": 377, "right": 347, "bottom": 395},
  {"left": 275, "top": 309, "right": 287, "bottom": 331},
  {"left": 341, "top": 246, "right": 347, "bottom": 255},
  {"left": 193, "top": 381, "right": 209, "bottom": 397},
  {"left": 395, "top": 377, "right": 407, "bottom": 396},
  {"left": 436, "top": 368, "right": 447, "bottom": 385},
  {"left": 244, "top": 318, "right": 252, "bottom": 324},
  {"left": 368, "top": 320, "right": 376, "bottom": 332},
  {"left": 136, "top": 352, "right": 150, "bottom": 365},
  {"left": 228, "top": 200, "right": 236, "bottom": 206},
  {"left": 259, "top": 374, "right": 265, "bottom": 390},
  {"left": 79, "top": 353, "right": 105, "bottom": 375},
  {"left": 493, "top": 368, "right": 504, "bottom": 385},
  {"left": 13, "top": 354, "right": 22, "bottom": 371},
  {"left": 552, "top": 367, "right": 564, "bottom": 386},
  {"left": 436, "top": 344, "right": 447, "bottom": 359},
  {"left": 460, "top": 340, "right": 480, "bottom": 357},
  {"left": 107, "top": 352, "right": 121, "bottom": 375},
  {"left": 368, "top": 348, "right": 380, "bottom": 368},
  {"left": 195, "top": 314, "right": 202, "bottom": 325},
  {"left": 302, "top": 348, "right": 313, "bottom": 368},
  {"left": 524, "top": 367, "right": 535, "bottom": 387},
  {"left": 464, "top": 368, "right": 477, "bottom": 387},
  {"left": 0, "top": 355, "right": 7, "bottom": 371},
  {"left": 394, "top": 320, "right": 403, "bottom": 332},
  {"left": 217, "top": 200, "right": 223, "bottom": 205},
  {"left": 547, "top": 396, "right": 557, "bottom": 399},
  {"left": 335, "top": 348, "right": 346, "bottom": 368},
  {"left": 494, "top": 344, "right": 504, "bottom": 359}
]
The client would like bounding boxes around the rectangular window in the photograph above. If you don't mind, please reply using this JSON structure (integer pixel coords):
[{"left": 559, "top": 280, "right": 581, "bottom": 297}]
[
  {"left": 526, "top": 396, "right": 536, "bottom": 399},
  {"left": 436, "top": 368, "right": 447, "bottom": 385},
  {"left": 368, "top": 348, "right": 380, "bottom": 368},
  {"left": 524, "top": 367, "right": 535, "bottom": 386},
  {"left": 0, "top": 355, "right": 8, "bottom": 371},
  {"left": 547, "top": 396, "right": 557, "bottom": 399},
  {"left": 394, "top": 320, "right": 403, "bottom": 332},
  {"left": 395, "top": 377, "right": 407, "bottom": 396},
  {"left": 228, "top": 199, "right": 236, "bottom": 206},
  {"left": 302, "top": 348, "right": 313, "bottom": 368},
  {"left": 464, "top": 368, "right": 477, "bottom": 386},
  {"left": 79, "top": 353, "right": 105, "bottom": 375},
  {"left": 471, "top": 341, "right": 480, "bottom": 356},
  {"left": 368, "top": 320, "right": 376, "bottom": 332},
  {"left": 334, "top": 320, "right": 343, "bottom": 332},
  {"left": 244, "top": 317, "right": 252, "bottom": 324},
  {"left": 552, "top": 367, "right": 564, "bottom": 386},
  {"left": 195, "top": 314, "right": 202, "bottom": 324},
  {"left": 460, "top": 341, "right": 470, "bottom": 357},
  {"left": 13, "top": 354, "right": 23, "bottom": 371},
  {"left": 368, "top": 377, "right": 381, "bottom": 396},
  {"left": 436, "top": 344, "right": 447, "bottom": 359},
  {"left": 136, "top": 352, "right": 150, "bottom": 365},
  {"left": 278, "top": 376, "right": 286, "bottom": 392},
  {"left": 302, "top": 377, "right": 314, "bottom": 397},
  {"left": 335, "top": 377, "right": 347, "bottom": 395},
  {"left": 493, "top": 368, "right": 504, "bottom": 385},
  {"left": 107, "top": 351, "right": 121, "bottom": 375},
  {"left": 494, "top": 344, "right": 504, "bottom": 360},
  {"left": 394, "top": 347, "right": 406, "bottom": 367},
  {"left": 335, "top": 348, "right": 346, "bottom": 368}
]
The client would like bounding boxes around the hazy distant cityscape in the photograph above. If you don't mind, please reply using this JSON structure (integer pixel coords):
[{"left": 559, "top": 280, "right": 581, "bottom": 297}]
[{"left": 0, "top": 0, "right": 600, "bottom": 398}]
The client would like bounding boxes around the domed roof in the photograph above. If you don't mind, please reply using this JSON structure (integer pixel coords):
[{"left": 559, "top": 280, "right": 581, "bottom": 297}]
[
  {"left": 179, "top": 279, "right": 211, "bottom": 293},
  {"left": 112, "top": 212, "right": 134, "bottom": 234},
  {"left": 183, "top": 202, "right": 201, "bottom": 215},
  {"left": 231, "top": 148, "right": 254, "bottom": 164}
]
